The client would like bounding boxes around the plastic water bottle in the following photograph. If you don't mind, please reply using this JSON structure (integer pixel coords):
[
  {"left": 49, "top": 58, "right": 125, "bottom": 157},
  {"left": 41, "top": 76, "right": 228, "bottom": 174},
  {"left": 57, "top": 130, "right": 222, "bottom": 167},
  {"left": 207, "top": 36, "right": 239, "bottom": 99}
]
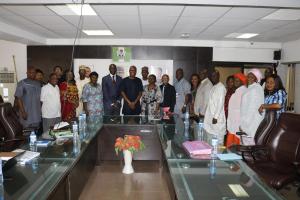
[
  {"left": 184, "top": 106, "right": 189, "bottom": 122},
  {"left": 184, "top": 121, "right": 189, "bottom": 139},
  {"left": 211, "top": 135, "right": 218, "bottom": 158},
  {"left": 82, "top": 113, "right": 87, "bottom": 137},
  {"left": 197, "top": 120, "right": 204, "bottom": 140},
  {"left": 72, "top": 121, "right": 79, "bottom": 154},
  {"left": 0, "top": 158, "right": 3, "bottom": 200},
  {"left": 78, "top": 114, "right": 84, "bottom": 139},
  {"left": 209, "top": 159, "right": 216, "bottom": 179},
  {"left": 29, "top": 131, "right": 36, "bottom": 146}
]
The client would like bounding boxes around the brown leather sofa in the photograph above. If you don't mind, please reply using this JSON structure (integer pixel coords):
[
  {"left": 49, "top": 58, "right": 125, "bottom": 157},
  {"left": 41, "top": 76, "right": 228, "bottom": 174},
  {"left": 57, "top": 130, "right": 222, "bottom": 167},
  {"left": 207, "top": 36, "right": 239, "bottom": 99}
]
[
  {"left": 246, "top": 112, "right": 300, "bottom": 190},
  {"left": 229, "top": 110, "right": 277, "bottom": 161}
]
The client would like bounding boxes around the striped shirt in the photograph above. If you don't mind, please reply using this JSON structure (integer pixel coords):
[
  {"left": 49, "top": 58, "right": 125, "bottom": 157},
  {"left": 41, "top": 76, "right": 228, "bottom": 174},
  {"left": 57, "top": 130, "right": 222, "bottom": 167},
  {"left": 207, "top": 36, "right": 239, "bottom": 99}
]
[{"left": 264, "top": 89, "right": 287, "bottom": 119}]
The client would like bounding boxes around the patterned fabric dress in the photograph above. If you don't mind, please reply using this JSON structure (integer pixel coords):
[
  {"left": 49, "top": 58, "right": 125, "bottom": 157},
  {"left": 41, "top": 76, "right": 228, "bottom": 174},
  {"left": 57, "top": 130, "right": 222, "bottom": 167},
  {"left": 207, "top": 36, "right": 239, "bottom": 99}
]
[
  {"left": 59, "top": 82, "right": 79, "bottom": 122},
  {"left": 141, "top": 85, "right": 162, "bottom": 116},
  {"left": 264, "top": 89, "right": 287, "bottom": 119},
  {"left": 82, "top": 83, "right": 104, "bottom": 116}
]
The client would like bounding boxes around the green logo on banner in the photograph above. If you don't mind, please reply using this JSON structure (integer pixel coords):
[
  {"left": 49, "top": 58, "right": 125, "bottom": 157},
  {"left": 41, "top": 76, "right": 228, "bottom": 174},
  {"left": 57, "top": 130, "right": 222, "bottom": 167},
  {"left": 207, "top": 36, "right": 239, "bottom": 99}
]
[{"left": 112, "top": 47, "right": 131, "bottom": 62}]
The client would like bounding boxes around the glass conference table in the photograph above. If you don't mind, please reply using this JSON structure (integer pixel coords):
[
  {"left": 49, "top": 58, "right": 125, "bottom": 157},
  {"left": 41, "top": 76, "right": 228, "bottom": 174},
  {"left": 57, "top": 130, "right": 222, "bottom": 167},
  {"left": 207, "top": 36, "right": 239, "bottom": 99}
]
[{"left": 2, "top": 115, "right": 284, "bottom": 200}]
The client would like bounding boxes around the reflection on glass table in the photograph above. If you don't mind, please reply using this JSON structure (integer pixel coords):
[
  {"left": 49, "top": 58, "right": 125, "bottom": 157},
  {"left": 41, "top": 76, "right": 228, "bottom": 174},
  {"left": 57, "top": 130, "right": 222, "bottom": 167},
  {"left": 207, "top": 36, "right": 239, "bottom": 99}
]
[{"left": 158, "top": 118, "right": 284, "bottom": 200}]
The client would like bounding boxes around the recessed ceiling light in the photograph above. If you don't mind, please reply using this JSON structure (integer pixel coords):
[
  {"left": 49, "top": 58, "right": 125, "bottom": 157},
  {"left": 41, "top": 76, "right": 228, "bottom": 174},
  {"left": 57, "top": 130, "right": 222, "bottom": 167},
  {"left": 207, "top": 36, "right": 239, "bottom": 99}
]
[
  {"left": 48, "top": 4, "right": 97, "bottom": 16},
  {"left": 237, "top": 33, "right": 258, "bottom": 39},
  {"left": 67, "top": 4, "right": 97, "bottom": 16},
  {"left": 180, "top": 33, "right": 190, "bottom": 38},
  {"left": 83, "top": 30, "right": 114, "bottom": 36},
  {"left": 225, "top": 33, "right": 259, "bottom": 39},
  {"left": 263, "top": 9, "right": 300, "bottom": 20}
]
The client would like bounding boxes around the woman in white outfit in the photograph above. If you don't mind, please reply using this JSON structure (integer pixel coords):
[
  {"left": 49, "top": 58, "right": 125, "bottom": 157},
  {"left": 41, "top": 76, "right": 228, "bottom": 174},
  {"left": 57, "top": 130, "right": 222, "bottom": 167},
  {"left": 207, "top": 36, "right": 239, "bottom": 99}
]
[
  {"left": 226, "top": 73, "right": 247, "bottom": 147},
  {"left": 240, "top": 69, "right": 265, "bottom": 145}
]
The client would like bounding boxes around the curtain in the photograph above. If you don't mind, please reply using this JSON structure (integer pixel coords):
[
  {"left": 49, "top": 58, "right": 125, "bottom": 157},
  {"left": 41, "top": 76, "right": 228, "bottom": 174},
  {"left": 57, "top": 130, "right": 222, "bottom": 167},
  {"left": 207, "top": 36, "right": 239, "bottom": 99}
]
[{"left": 286, "top": 64, "right": 295, "bottom": 111}]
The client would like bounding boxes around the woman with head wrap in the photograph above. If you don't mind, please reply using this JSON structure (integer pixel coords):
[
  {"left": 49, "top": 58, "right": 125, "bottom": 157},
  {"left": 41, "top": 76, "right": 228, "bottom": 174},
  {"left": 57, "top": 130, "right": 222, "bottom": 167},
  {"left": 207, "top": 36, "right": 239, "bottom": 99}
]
[
  {"left": 226, "top": 73, "right": 247, "bottom": 147},
  {"left": 240, "top": 69, "right": 264, "bottom": 145}
]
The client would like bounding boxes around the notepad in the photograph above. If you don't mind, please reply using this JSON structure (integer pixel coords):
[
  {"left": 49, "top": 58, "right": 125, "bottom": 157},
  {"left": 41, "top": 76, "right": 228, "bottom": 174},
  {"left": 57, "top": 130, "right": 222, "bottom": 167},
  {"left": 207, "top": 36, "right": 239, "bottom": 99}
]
[
  {"left": 183, "top": 141, "right": 212, "bottom": 155},
  {"left": 216, "top": 153, "right": 242, "bottom": 161}
]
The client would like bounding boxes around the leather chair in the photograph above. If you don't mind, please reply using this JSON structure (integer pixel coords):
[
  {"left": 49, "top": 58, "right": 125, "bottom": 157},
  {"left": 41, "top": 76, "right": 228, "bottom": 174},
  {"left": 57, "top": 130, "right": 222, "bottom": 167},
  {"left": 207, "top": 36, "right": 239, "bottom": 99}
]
[
  {"left": 0, "top": 103, "right": 35, "bottom": 151},
  {"left": 246, "top": 113, "right": 300, "bottom": 190},
  {"left": 229, "top": 110, "right": 277, "bottom": 160}
]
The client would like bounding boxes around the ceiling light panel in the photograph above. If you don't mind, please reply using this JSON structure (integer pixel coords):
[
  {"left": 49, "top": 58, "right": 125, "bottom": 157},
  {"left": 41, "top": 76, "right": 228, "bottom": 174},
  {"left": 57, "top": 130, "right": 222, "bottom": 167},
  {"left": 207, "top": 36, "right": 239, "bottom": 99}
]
[
  {"left": 67, "top": 4, "right": 97, "bottom": 16},
  {"left": 263, "top": 9, "right": 300, "bottom": 20},
  {"left": 237, "top": 33, "right": 259, "bottom": 38},
  {"left": 83, "top": 30, "right": 113, "bottom": 35},
  {"left": 48, "top": 4, "right": 97, "bottom": 16}
]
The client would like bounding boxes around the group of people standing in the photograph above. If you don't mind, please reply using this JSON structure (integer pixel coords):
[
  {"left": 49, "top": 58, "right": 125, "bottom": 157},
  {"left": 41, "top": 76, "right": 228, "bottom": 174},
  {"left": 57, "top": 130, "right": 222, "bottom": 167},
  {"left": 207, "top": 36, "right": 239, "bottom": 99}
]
[
  {"left": 172, "top": 67, "right": 287, "bottom": 146},
  {"left": 13, "top": 64, "right": 287, "bottom": 146}
]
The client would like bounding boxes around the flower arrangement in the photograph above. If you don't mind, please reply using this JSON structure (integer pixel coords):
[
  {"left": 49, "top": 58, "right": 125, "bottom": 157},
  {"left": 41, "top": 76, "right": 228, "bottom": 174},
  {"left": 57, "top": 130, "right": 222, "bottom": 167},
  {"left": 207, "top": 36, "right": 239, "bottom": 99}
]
[{"left": 115, "top": 135, "right": 145, "bottom": 155}]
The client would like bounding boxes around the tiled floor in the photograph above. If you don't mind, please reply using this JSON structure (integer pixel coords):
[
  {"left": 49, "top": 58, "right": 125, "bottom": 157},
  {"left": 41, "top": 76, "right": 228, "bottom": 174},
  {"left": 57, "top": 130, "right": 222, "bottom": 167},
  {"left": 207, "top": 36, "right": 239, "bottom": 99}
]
[{"left": 79, "top": 161, "right": 171, "bottom": 200}]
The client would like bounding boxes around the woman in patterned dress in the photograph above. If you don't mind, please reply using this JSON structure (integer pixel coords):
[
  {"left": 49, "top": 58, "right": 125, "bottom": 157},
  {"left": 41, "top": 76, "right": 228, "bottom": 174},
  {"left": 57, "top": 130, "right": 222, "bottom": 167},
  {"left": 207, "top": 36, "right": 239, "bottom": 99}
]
[
  {"left": 82, "top": 71, "right": 104, "bottom": 116},
  {"left": 59, "top": 70, "right": 79, "bottom": 122},
  {"left": 259, "top": 74, "right": 287, "bottom": 119},
  {"left": 141, "top": 74, "right": 162, "bottom": 116}
]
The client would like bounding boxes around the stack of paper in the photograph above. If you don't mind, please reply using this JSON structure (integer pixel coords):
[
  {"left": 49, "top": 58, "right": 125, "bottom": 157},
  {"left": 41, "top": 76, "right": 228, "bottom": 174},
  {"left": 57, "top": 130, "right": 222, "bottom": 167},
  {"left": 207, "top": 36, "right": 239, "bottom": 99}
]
[
  {"left": 183, "top": 141, "right": 212, "bottom": 156},
  {"left": 13, "top": 149, "right": 40, "bottom": 164}
]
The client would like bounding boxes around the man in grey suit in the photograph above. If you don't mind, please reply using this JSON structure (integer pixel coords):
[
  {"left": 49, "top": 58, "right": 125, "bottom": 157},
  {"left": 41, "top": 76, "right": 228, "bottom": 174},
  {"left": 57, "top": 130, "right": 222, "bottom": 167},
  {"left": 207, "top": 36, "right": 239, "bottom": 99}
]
[{"left": 102, "top": 64, "right": 122, "bottom": 115}]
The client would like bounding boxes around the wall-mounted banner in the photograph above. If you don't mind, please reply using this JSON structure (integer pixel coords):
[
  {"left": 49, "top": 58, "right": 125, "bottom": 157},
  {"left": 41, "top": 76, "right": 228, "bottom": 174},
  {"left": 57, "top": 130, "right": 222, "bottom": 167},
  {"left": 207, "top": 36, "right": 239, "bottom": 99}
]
[{"left": 112, "top": 47, "right": 131, "bottom": 62}]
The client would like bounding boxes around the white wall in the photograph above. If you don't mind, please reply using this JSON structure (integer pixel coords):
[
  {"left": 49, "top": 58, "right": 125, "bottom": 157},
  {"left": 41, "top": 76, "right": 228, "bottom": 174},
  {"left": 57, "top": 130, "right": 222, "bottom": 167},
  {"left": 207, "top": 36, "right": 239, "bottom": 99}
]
[
  {"left": 282, "top": 39, "right": 300, "bottom": 63},
  {"left": 213, "top": 47, "right": 278, "bottom": 63},
  {"left": 0, "top": 39, "right": 27, "bottom": 103},
  {"left": 0, "top": 39, "right": 27, "bottom": 80}
]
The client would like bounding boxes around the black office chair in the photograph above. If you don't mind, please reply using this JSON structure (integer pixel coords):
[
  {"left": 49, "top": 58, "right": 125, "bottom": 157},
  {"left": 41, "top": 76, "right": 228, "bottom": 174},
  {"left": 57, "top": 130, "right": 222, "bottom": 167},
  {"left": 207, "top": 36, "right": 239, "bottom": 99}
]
[
  {"left": 0, "top": 103, "right": 37, "bottom": 151},
  {"left": 229, "top": 110, "right": 277, "bottom": 161}
]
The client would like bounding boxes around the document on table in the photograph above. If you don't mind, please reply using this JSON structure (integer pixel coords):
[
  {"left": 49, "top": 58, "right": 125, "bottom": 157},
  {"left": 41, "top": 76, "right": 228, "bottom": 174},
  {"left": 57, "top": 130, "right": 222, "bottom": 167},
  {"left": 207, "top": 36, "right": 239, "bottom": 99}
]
[
  {"left": 217, "top": 153, "right": 242, "bottom": 161},
  {"left": 13, "top": 149, "right": 40, "bottom": 164}
]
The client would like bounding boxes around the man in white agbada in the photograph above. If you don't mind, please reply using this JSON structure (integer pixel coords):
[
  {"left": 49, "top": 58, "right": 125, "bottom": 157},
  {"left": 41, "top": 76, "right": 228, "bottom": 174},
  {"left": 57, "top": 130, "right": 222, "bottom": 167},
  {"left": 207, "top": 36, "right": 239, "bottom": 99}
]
[
  {"left": 174, "top": 68, "right": 191, "bottom": 117},
  {"left": 204, "top": 70, "right": 226, "bottom": 144},
  {"left": 194, "top": 69, "right": 213, "bottom": 116},
  {"left": 240, "top": 69, "right": 264, "bottom": 145},
  {"left": 76, "top": 66, "right": 90, "bottom": 116}
]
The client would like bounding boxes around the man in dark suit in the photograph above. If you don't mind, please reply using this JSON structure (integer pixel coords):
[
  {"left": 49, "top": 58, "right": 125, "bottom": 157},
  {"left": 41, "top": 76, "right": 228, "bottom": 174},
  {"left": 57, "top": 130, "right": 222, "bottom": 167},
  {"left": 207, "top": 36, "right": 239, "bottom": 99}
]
[
  {"left": 160, "top": 74, "right": 176, "bottom": 112},
  {"left": 102, "top": 64, "right": 122, "bottom": 115}
]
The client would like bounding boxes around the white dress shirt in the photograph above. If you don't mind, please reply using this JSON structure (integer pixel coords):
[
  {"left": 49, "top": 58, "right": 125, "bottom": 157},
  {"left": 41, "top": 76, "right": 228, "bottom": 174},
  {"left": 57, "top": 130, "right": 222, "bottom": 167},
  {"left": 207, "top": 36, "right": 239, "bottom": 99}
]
[
  {"left": 204, "top": 82, "right": 226, "bottom": 143},
  {"left": 41, "top": 83, "right": 61, "bottom": 118},
  {"left": 194, "top": 78, "right": 213, "bottom": 115},
  {"left": 240, "top": 82, "right": 264, "bottom": 145},
  {"left": 76, "top": 77, "right": 90, "bottom": 116}
]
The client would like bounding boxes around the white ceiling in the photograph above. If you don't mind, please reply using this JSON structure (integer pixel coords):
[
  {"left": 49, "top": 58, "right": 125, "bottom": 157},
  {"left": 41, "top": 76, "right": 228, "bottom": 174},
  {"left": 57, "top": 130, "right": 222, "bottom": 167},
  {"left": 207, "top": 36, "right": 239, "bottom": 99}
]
[{"left": 0, "top": 4, "right": 300, "bottom": 43}]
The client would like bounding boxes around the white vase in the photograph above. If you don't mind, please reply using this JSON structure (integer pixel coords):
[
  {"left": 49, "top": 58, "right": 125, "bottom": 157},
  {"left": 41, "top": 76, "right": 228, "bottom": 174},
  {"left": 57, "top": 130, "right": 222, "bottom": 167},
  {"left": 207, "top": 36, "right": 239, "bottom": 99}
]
[{"left": 122, "top": 150, "right": 134, "bottom": 174}]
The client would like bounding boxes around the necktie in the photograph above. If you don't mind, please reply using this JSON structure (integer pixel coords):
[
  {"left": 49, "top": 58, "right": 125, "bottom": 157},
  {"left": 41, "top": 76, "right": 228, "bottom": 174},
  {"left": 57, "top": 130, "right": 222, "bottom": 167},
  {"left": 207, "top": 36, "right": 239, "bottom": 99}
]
[{"left": 112, "top": 75, "right": 116, "bottom": 84}]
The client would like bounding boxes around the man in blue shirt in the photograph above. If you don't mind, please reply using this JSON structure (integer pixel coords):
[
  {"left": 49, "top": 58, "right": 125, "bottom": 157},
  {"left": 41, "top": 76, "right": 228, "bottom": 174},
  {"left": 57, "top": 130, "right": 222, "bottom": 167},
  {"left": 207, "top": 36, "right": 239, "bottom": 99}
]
[{"left": 15, "top": 66, "right": 41, "bottom": 128}]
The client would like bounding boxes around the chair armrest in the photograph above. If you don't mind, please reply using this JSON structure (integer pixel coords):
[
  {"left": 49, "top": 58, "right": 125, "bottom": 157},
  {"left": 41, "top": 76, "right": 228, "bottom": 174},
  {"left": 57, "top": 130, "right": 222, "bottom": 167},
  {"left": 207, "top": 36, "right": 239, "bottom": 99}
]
[{"left": 236, "top": 131, "right": 247, "bottom": 136}]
